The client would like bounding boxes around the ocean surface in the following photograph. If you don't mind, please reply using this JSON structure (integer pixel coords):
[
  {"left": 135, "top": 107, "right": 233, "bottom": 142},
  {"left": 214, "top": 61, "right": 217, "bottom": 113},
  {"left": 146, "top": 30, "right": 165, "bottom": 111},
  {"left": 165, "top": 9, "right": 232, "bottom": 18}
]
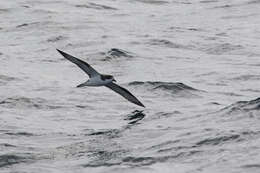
[{"left": 1, "top": 0, "right": 260, "bottom": 172}]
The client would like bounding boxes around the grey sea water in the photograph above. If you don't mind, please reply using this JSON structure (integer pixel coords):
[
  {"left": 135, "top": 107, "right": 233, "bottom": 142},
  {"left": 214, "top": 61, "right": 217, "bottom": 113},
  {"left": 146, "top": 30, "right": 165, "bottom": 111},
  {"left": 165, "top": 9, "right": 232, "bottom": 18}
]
[{"left": 1, "top": 0, "right": 260, "bottom": 172}]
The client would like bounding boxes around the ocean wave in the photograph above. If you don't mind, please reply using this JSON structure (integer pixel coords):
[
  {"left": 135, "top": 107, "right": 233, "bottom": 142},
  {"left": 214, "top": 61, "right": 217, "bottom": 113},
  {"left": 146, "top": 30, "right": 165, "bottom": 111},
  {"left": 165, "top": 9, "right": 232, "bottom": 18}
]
[
  {"left": 82, "top": 151, "right": 199, "bottom": 168},
  {"left": 103, "top": 48, "right": 134, "bottom": 61},
  {"left": 200, "top": 0, "right": 218, "bottom": 3},
  {"left": 128, "top": 81, "right": 200, "bottom": 97},
  {"left": 203, "top": 43, "right": 244, "bottom": 55},
  {"left": 0, "top": 75, "right": 17, "bottom": 85},
  {"left": 231, "top": 74, "right": 260, "bottom": 81},
  {"left": 75, "top": 3, "right": 117, "bottom": 10},
  {"left": 0, "top": 96, "right": 62, "bottom": 110},
  {"left": 124, "top": 110, "right": 145, "bottom": 124},
  {"left": 4, "top": 132, "right": 35, "bottom": 137},
  {"left": 195, "top": 134, "right": 241, "bottom": 146},
  {"left": 47, "top": 35, "right": 67, "bottom": 42},
  {"left": 14, "top": 21, "right": 59, "bottom": 30},
  {"left": 148, "top": 39, "right": 193, "bottom": 49},
  {"left": 248, "top": 0, "right": 260, "bottom": 4},
  {"left": 0, "top": 154, "right": 34, "bottom": 168},
  {"left": 0, "top": 143, "right": 16, "bottom": 148},
  {"left": 219, "top": 97, "right": 260, "bottom": 114},
  {"left": 134, "top": 0, "right": 169, "bottom": 5},
  {"left": 87, "top": 129, "right": 121, "bottom": 138},
  {"left": 0, "top": 8, "right": 10, "bottom": 14}
]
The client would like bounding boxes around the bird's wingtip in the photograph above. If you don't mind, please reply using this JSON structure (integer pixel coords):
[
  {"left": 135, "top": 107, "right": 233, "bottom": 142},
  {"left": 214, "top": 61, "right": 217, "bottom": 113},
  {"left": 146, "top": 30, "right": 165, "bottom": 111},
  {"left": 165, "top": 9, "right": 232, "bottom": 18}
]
[
  {"left": 56, "top": 49, "right": 62, "bottom": 53},
  {"left": 138, "top": 102, "right": 145, "bottom": 108}
]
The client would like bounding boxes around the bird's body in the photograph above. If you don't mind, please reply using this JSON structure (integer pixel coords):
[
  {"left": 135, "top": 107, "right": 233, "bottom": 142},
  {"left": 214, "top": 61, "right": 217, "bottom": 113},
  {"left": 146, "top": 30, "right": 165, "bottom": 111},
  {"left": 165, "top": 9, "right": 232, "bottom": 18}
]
[
  {"left": 77, "top": 75, "right": 114, "bottom": 87},
  {"left": 56, "top": 49, "right": 145, "bottom": 107}
]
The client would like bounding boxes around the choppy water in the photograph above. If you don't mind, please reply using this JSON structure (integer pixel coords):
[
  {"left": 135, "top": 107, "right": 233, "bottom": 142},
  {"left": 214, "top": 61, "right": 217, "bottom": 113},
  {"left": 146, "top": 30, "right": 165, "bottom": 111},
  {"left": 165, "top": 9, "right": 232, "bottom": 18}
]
[{"left": 1, "top": 0, "right": 260, "bottom": 172}]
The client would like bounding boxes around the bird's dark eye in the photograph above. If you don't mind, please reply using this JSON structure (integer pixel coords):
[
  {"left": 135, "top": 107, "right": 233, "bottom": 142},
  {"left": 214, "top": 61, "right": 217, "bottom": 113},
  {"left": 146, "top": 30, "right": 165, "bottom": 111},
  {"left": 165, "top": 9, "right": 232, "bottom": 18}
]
[{"left": 101, "top": 75, "right": 113, "bottom": 80}]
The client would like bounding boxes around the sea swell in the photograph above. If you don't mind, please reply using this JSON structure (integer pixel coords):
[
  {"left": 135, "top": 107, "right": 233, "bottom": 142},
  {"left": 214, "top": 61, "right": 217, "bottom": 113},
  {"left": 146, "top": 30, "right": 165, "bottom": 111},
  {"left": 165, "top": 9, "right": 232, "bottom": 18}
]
[{"left": 128, "top": 81, "right": 201, "bottom": 97}]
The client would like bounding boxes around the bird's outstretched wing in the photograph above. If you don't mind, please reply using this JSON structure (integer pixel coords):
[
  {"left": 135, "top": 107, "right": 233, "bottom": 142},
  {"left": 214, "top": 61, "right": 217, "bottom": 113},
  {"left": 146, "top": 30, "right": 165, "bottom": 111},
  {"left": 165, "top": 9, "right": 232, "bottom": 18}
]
[
  {"left": 106, "top": 82, "right": 145, "bottom": 107},
  {"left": 56, "top": 49, "right": 100, "bottom": 77}
]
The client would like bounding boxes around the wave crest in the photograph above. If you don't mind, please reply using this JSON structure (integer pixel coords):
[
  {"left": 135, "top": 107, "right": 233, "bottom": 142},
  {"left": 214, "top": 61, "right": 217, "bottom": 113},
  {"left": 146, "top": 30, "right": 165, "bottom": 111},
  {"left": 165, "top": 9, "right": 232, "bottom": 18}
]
[
  {"left": 128, "top": 81, "right": 200, "bottom": 97},
  {"left": 103, "top": 48, "right": 134, "bottom": 61},
  {"left": 0, "top": 96, "right": 62, "bottom": 109},
  {"left": 220, "top": 97, "right": 260, "bottom": 114}
]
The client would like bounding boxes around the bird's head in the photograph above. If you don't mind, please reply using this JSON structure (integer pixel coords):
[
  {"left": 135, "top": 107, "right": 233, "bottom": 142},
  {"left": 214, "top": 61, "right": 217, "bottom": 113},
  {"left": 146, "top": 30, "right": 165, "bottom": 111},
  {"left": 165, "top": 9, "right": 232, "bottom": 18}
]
[
  {"left": 112, "top": 77, "right": 116, "bottom": 82},
  {"left": 101, "top": 74, "right": 116, "bottom": 82}
]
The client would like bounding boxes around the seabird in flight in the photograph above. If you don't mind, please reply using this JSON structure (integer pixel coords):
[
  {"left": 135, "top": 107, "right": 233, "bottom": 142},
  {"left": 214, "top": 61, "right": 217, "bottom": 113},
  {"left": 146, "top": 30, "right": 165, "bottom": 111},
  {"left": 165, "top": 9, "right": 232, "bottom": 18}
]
[{"left": 56, "top": 49, "right": 145, "bottom": 107}]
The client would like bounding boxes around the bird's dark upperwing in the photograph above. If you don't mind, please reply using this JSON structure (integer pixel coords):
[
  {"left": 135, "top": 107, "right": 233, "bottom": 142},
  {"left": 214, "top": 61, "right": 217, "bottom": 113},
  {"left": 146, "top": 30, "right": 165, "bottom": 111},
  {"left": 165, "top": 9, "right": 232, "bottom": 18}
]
[
  {"left": 56, "top": 49, "right": 100, "bottom": 77},
  {"left": 105, "top": 82, "right": 145, "bottom": 107}
]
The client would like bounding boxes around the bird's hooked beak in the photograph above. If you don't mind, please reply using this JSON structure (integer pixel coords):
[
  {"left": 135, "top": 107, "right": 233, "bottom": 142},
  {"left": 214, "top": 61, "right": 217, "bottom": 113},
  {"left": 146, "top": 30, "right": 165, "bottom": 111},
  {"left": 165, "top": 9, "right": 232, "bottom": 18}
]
[{"left": 77, "top": 82, "right": 86, "bottom": 88}]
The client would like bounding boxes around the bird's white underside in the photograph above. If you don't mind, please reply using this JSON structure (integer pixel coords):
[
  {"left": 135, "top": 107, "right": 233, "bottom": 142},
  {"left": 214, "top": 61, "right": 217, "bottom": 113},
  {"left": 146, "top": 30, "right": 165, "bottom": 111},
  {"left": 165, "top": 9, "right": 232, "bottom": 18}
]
[{"left": 83, "top": 76, "right": 113, "bottom": 86}]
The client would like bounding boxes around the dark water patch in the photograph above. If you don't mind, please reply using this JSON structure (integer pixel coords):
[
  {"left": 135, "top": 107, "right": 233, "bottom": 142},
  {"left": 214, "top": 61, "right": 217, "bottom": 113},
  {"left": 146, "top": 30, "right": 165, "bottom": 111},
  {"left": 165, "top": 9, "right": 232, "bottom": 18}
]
[
  {"left": 0, "top": 8, "right": 10, "bottom": 13},
  {"left": 124, "top": 110, "right": 145, "bottom": 124},
  {"left": 89, "top": 149, "right": 126, "bottom": 164},
  {"left": 217, "top": 91, "right": 243, "bottom": 97},
  {"left": 0, "top": 75, "right": 17, "bottom": 81},
  {"left": 148, "top": 39, "right": 192, "bottom": 49},
  {"left": 242, "top": 164, "right": 260, "bottom": 168},
  {"left": 0, "top": 154, "right": 34, "bottom": 168},
  {"left": 200, "top": 0, "right": 218, "bottom": 3},
  {"left": 210, "top": 1, "right": 257, "bottom": 9},
  {"left": 207, "top": 102, "right": 221, "bottom": 105},
  {"left": 241, "top": 89, "right": 260, "bottom": 93},
  {"left": 216, "top": 32, "right": 228, "bottom": 37},
  {"left": 202, "top": 43, "right": 243, "bottom": 55},
  {"left": 56, "top": 140, "right": 128, "bottom": 163},
  {"left": 247, "top": 0, "right": 260, "bottom": 5},
  {"left": 0, "top": 75, "right": 17, "bottom": 85},
  {"left": 5, "top": 132, "right": 35, "bottom": 137},
  {"left": 219, "top": 97, "right": 260, "bottom": 114},
  {"left": 0, "top": 143, "right": 16, "bottom": 148},
  {"left": 32, "top": 8, "right": 58, "bottom": 15},
  {"left": 231, "top": 74, "right": 260, "bottom": 81},
  {"left": 122, "top": 151, "right": 201, "bottom": 166},
  {"left": 22, "top": 5, "right": 30, "bottom": 8},
  {"left": 75, "top": 3, "right": 117, "bottom": 10},
  {"left": 79, "top": 145, "right": 129, "bottom": 167},
  {"left": 122, "top": 156, "right": 156, "bottom": 166},
  {"left": 75, "top": 105, "right": 92, "bottom": 109},
  {"left": 15, "top": 21, "right": 60, "bottom": 30},
  {"left": 47, "top": 35, "right": 67, "bottom": 42},
  {"left": 148, "top": 111, "right": 181, "bottom": 121},
  {"left": 103, "top": 48, "right": 134, "bottom": 61},
  {"left": 83, "top": 150, "right": 201, "bottom": 167},
  {"left": 129, "top": 81, "right": 197, "bottom": 90},
  {"left": 82, "top": 162, "right": 121, "bottom": 167},
  {"left": 222, "top": 13, "right": 258, "bottom": 19},
  {"left": 0, "top": 96, "right": 63, "bottom": 110},
  {"left": 157, "top": 145, "right": 194, "bottom": 153},
  {"left": 146, "top": 140, "right": 181, "bottom": 152},
  {"left": 241, "top": 130, "right": 260, "bottom": 139},
  {"left": 168, "top": 26, "right": 204, "bottom": 32},
  {"left": 212, "top": 2, "right": 243, "bottom": 9},
  {"left": 87, "top": 129, "right": 121, "bottom": 138},
  {"left": 16, "top": 23, "right": 30, "bottom": 28},
  {"left": 195, "top": 134, "right": 241, "bottom": 146},
  {"left": 134, "top": 0, "right": 169, "bottom": 5},
  {"left": 213, "top": 4, "right": 233, "bottom": 9},
  {"left": 129, "top": 81, "right": 200, "bottom": 97}
]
